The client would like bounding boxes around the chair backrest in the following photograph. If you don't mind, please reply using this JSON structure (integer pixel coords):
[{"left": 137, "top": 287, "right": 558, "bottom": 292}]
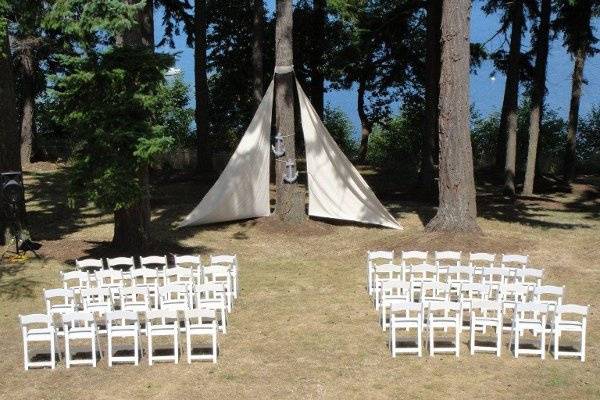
[
  {"left": 381, "top": 280, "right": 411, "bottom": 296},
  {"left": 499, "top": 283, "right": 530, "bottom": 300},
  {"left": 374, "top": 263, "right": 403, "bottom": 281},
  {"left": 106, "top": 256, "right": 135, "bottom": 270},
  {"left": 75, "top": 258, "right": 104, "bottom": 271},
  {"left": 210, "top": 254, "right": 237, "bottom": 267},
  {"left": 390, "top": 301, "right": 423, "bottom": 319},
  {"left": 159, "top": 284, "right": 190, "bottom": 309},
  {"left": 434, "top": 251, "right": 462, "bottom": 266},
  {"left": 400, "top": 251, "right": 428, "bottom": 266},
  {"left": 20, "top": 313, "right": 52, "bottom": 329},
  {"left": 515, "top": 301, "right": 548, "bottom": 315},
  {"left": 470, "top": 299, "right": 502, "bottom": 316},
  {"left": 61, "top": 270, "right": 90, "bottom": 289},
  {"left": 164, "top": 266, "right": 194, "bottom": 283},
  {"left": 106, "top": 310, "right": 139, "bottom": 326},
  {"left": 174, "top": 255, "right": 202, "bottom": 268},
  {"left": 446, "top": 265, "right": 474, "bottom": 283},
  {"left": 515, "top": 267, "right": 543, "bottom": 283},
  {"left": 501, "top": 254, "right": 528, "bottom": 269},
  {"left": 459, "top": 283, "right": 491, "bottom": 301},
  {"left": 62, "top": 311, "right": 96, "bottom": 327},
  {"left": 139, "top": 255, "right": 168, "bottom": 270},
  {"left": 408, "top": 263, "right": 438, "bottom": 282},
  {"left": 130, "top": 267, "right": 159, "bottom": 284},
  {"left": 468, "top": 252, "right": 496, "bottom": 268},
  {"left": 119, "top": 286, "right": 150, "bottom": 311},
  {"left": 421, "top": 281, "right": 450, "bottom": 302},
  {"left": 184, "top": 308, "right": 216, "bottom": 325},
  {"left": 95, "top": 269, "right": 124, "bottom": 286},
  {"left": 80, "top": 287, "right": 113, "bottom": 313},
  {"left": 203, "top": 265, "right": 232, "bottom": 283},
  {"left": 368, "top": 250, "right": 394, "bottom": 264},
  {"left": 554, "top": 304, "right": 589, "bottom": 321},
  {"left": 533, "top": 285, "right": 564, "bottom": 307},
  {"left": 195, "top": 283, "right": 227, "bottom": 304},
  {"left": 146, "top": 309, "right": 179, "bottom": 326},
  {"left": 427, "top": 301, "right": 461, "bottom": 314}
]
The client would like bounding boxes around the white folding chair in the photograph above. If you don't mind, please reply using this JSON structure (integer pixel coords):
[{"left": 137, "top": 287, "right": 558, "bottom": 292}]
[
  {"left": 459, "top": 283, "right": 492, "bottom": 332},
  {"left": 533, "top": 285, "right": 564, "bottom": 311},
  {"left": 373, "top": 263, "right": 403, "bottom": 310},
  {"left": 482, "top": 267, "right": 511, "bottom": 298},
  {"left": 408, "top": 263, "right": 438, "bottom": 301},
  {"left": 434, "top": 251, "right": 462, "bottom": 282},
  {"left": 119, "top": 286, "right": 151, "bottom": 312},
  {"left": 203, "top": 265, "right": 234, "bottom": 312},
  {"left": 379, "top": 280, "right": 411, "bottom": 331},
  {"left": 469, "top": 300, "right": 503, "bottom": 356},
  {"left": 164, "top": 266, "right": 194, "bottom": 285},
  {"left": 551, "top": 304, "right": 588, "bottom": 362},
  {"left": 501, "top": 254, "right": 528, "bottom": 269},
  {"left": 400, "top": 250, "right": 428, "bottom": 276},
  {"left": 62, "top": 311, "right": 99, "bottom": 368},
  {"left": 131, "top": 267, "right": 160, "bottom": 307},
  {"left": 184, "top": 309, "right": 218, "bottom": 363},
  {"left": 174, "top": 255, "right": 202, "bottom": 284},
  {"left": 106, "top": 310, "right": 141, "bottom": 366},
  {"left": 159, "top": 283, "right": 192, "bottom": 311},
  {"left": 44, "top": 288, "right": 76, "bottom": 317},
  {"left": 515, "top": 267, "right": 543, "bottom": 290},
  {"left": 75, "top": 258, "right": 104, "bottom": 272},
  {"left": 95, "top": 269, "right": 124, "bottom": 290},
  {"left": 426, "top": 301, "right": 461, "bottom": 357},
  {"left": 367, "top": 250, "right": 394, "bottom": 296},
  {"left": 510, "top": 302, "right": 548, "bottom": 359},
  {"left": 80, "top": 287, "right": 113, "bottom": 314},
  {"left": 61, "top": 270, "right": 91, "bottom": 294},
  {"left": 389, "top": 301, "right": 423, "bottom": 357},
  {"left": 211, "top": 254, "right": 239, "bottom": 299},
  {"left": 468, "top": 252, "right": 496, "bottom": 282},
  {"left": 140, "top": 256, "right": 168, "bottom": 285},
  {"left": 446, "top": 265, "right": 475, "bottom": 295},
  {"left": 19, "top": 314, "right": 58, "bottom": 370},
  {"left": 146, "top": 309, "right": 180, "bottom": 365},
  {"left": 195, "top": 283, "right": 228, "bottom": 334}
]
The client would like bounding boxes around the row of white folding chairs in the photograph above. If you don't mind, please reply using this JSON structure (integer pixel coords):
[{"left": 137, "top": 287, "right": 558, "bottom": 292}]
[
  {"left": 370, "top": 262, "right": 544, "bottom": 301},
  {"left": 377, "top": 281, "right": 565, "bottom": 331},
  {"left": 44, "top": 284, "right": 230, "bottom": 332},
  {"left": 61, "top": 266, "right": 234, "bottom": 311},
  {"left": 367, "top": 250, "right": 530, "bottom": 296},
  {"left": 19, "top": 309, "right": 218, "bottom": 370},
  {"left": 388, "top": 300, "right": 588, "bottom": 361},
  {"left": 76, "top": 254, "right": 239, "bottom": 299}
]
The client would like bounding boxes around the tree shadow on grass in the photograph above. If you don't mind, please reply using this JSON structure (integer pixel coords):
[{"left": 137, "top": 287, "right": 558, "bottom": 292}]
[{"left": 0, "top": 264, "right": 41, "bottom": 299}]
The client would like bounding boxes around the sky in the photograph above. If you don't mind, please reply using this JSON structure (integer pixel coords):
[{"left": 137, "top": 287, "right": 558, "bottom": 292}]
[{"left": 156, "top": 2, "right": 600, "bottom": 138}]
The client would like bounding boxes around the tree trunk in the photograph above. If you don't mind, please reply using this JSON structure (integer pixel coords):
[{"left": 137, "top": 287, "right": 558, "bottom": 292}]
[
  {"left": 426, "top": 0, "right": 480, "bottom": 233},
  {"left": 19, "top": 45, "right": 36, "bottom": 166},
  {"left": 522, "top": 0, "right": 550, "bottom": 196},
  {"left": 195, "top": 0, "right": 211, "bottom": 173},
  {"left": 112, "top": 1, "right": 153, "bottom": 249},
  {"left": 502, "top": 0, "right": 523, "bottom": 196},
  {"left": 0, "top": 26, "right": 22, "bottom": 245},
  {"left": 274, "top": 0, "right": 305, "bottom": 223},
  {"left": 252, "top": 0, "right": 265, "bottom": 108},
  {"left": 420, "top": 0, "right": 443, "bottom": 199},
  {"left": 357, "top": 77, "right": 372, "bottom": 164},
  {"left": 564, "top": 45, "right": 587, "bottom": 182},
  {"left": 309, "top": 0, "right": 326, "bottom": 119}
]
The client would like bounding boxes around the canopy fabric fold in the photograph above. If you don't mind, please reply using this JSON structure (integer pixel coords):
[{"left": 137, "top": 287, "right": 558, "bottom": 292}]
[
  {"left": 296, "top": 80, "right": 402, "bottom": 230},
  {"left": 178, "top": 82, "right": 274, "bottom": 227}
]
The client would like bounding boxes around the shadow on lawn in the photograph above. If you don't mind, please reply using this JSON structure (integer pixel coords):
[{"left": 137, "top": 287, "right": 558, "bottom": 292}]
[{"left": 0, "top": 264, "right": 40, "bottom": 299}]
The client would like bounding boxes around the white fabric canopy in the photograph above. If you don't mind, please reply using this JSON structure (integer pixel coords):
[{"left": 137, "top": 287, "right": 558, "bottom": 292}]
[
  {"left": 297, "top": 80, "right": 402, "bottom": 230},
  {"left": 178, "top": 82, "right": 274, "bottom": 227}
]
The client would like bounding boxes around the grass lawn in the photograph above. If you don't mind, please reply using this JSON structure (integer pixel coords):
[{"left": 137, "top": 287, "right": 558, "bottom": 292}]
[{"left": 1, "top": 164, "right": 599, "bottom": 399}]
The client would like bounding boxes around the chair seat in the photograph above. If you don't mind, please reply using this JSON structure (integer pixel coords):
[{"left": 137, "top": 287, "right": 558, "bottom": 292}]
[
  {"left": 148, "top": 325, "right": 178, "bottom": 335},
  {"left": 188, "top": 325, "right": 214, "bottom": 334},
  {"left": 26, "top": 328, "right": 54, "bottom": 341},
  {"left": 109, "top": 326, "right": 139, "bottom": 337},
  {"left": 430, "top": 318, "right": 459, "bottom": 327},
  {"left": 554, "top": 321, "right": 583, "bottom": 331},
  {"left": 391, "top": 319, "right": 420, "bottom": 328},
  {"left": 472, "top": 317, "right": 501, "bottom": 326},
  {"left": 67, "top": 327, "right": 95, "bottom": 339}
]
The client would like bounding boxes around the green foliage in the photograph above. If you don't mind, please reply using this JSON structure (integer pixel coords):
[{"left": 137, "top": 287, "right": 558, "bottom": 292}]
[
  {"left": 153, "top": 77, "right": 194, "bottom": 146},
  {"left": 51, "top": 47, "right": 176, "bottom": 211},
  {"left": 323, "top": 106, "right": 357, "bottom": 158},
  {"left": 578, "top": 106, "right": 600, "bottom": 172}
]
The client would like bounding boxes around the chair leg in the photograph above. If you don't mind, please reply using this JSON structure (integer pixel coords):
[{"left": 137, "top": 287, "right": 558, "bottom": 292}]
[
  {"left": 187, "top": 332, "right": 192, "bottom": 364},
  {"left": 65, "top": 335, "right": 71, "bottom": 368},
  {"left": 391, "top": 327, "right": 396, "bottom": 358},
  {"left": 212, "top": 330, "right": 218, "bottom": 364},
  {"left": 174, "top": 331, "right": 179, "bottom": 364},
  {"left": 92, "top": 336, "right": 97, "bottom": 367},
  {"left": 134, "top": 333, "right": 139, "bottom": 366},
  {"left": 580, "top": 329, "right": 586, "bottom": 362},
  {"left": 417, "top": 324, "right": 422, "bottom": 357},
  {"left": 514, "top": 327, "right": 520, "bottom": 358},
  {"left": 455, "top": 323, "right": 460, "bottom": 357},
  {"left": 496, "top": 323, "right": 502, "bottom": 357},
  {"left": 429, "top": 325, "right": 435, "bottom": 357},
  {"left": 470, "top": 323, "right": 475, "bottom": 355},
  {"left": 23, "top": 340, "right": 29, "bottom": 371},
  {"left": 108, "top": 335, "right": 113, "bottom": 367},
  {"left": 148, "top": 333, "right": 153, "bottom": 366},
  {"left": 50, "top": 337, "right": 56, "bottom": 370},
  {"left": 540, "top": 329, "right": 546, "bottom": 360}
]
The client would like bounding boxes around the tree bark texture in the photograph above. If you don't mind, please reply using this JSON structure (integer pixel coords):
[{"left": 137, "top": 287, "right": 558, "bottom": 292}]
[
  {"left": 19, "top": 45, "right": 36, "bottom": 166},
  {"left": 426, "top": 0, "right": 480, "bottom": 233},
  {"left": 309, "top": 0, "right": 326, "bottom": 119},
  {"left": 522, "top": 0, "right": 550, "bottom": 196},
  {"left": 0, "top": 28, "right": 20, "bottom": 173},
  {"left": 274, "top": 0, "right": 305, "bottom": 222},
  {"left": 252, "top": 0, "right": 265, "bottom": 108},
  {"left": 502, "top": 0, "right": 523, "bottom": 196},
  {"left": 564, "top": 45, "right": 587, "bottom": 182},
  {"left": 420, "top": 0, "right": 443, "bottom": 199},
  {"left": 357, "top": 76, "right": 372, "bottom": 164},
  {"left": 194, "top": 0, "right": 211, "bottom": 173},
  {"left": 112, "top": 1, "right": 153, "bottom": 248}
]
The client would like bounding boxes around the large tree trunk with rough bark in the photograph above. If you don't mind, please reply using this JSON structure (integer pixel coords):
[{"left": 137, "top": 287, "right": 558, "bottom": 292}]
[
  {"left": 357, "top": 76, "right": 372, "bottom": 164},
  {"left": 420, "top": 0, "right": 443, "bottom": 199},
  {"left": 501, "top": 0, "right": 523, "bottom": 196},
  {"left": 309, "top": 0, "right": 326, "bottom": 119},
  {"left": 522, "top": 0, "right": 550, "bottom": 196},
  {"left": 0, "top": 26, "right": 22, "bottom": 245},
  {"left": 274, "top": 0, "right": 305, "bottom": 222},
  {"left": 194, "top": 0, "right": 211, "bottom": 173},
  {"left": 18, "top": 44, "right": 36, "bottom": 166},
  {"left": 252, "top": 0, "right": 265, "bottom": 108},
  {"left": 112, "top": 1, "right": 154, "bottom": 249},
  {"left": 564, "top": 46, "right": 587, "bottom": 183},
  {"left": 426, "top": 0, "right": 480, "bottom": 233}
]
